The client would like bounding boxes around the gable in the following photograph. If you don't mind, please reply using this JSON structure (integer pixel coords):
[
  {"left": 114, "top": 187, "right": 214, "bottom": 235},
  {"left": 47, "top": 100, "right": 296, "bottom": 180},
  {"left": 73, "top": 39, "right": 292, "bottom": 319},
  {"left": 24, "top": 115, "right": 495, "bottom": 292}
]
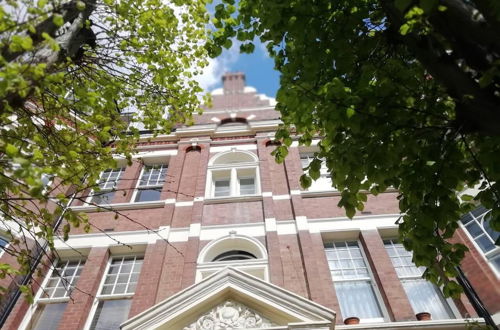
[{"left": 122, "top": 267, "right": 335, "bottom": 330}]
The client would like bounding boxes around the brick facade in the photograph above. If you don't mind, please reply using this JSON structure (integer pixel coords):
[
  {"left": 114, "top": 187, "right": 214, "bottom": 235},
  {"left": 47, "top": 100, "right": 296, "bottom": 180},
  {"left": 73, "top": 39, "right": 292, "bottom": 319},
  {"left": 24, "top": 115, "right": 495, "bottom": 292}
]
[{"left": 1, "top": 72, "right": 497, "bottom": 329}]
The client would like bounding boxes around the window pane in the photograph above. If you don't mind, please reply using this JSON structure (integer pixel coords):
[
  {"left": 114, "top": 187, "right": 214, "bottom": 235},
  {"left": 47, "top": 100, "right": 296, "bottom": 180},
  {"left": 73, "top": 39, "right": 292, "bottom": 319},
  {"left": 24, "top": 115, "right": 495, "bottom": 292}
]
[
  {"left": 335, "top": 281, "right": 383, "bottom": 319},
  {"left": 134, "top": 188, "right": 161, "bottom": 202},
  {"left": 90, "top": 299, "right": 132, "bottom": 330},
  {"left": 138, "top": 165, "right": 167, "bottom": 187},
  {"left": 465, "top": 222, "right": 483, "bottom": 238},
  {"left": 402, "top": 280, "right": 454, "bottom": 320},
  {"left": 30, "top": 303, "right": 67, "bottom": 330},
  {"left": 0, "top": 237, "right": 8, "bottom": 248},
  {"left": 239, "top": 177, "right": 255, "bottom": 195},
  {"left": 91, "top": 191, "right": 115, "bottom": 205},
  {"left": 97, "top": 168, "right": 123, "bottom": 190},
  {"left": 214, "top": 180, "right": 230, "bottom": 197},
  {"left": 43, "top": 260, "right": 85, "bottom": 299},
  {"left": 490, "top": 254, "right": 500, "bottom": 272},
  {"left": 101, "top": 257, "right": 143, "bottom": 295},
  {"left": 476, "top": 235, "right": 495, "bottom": 253}
]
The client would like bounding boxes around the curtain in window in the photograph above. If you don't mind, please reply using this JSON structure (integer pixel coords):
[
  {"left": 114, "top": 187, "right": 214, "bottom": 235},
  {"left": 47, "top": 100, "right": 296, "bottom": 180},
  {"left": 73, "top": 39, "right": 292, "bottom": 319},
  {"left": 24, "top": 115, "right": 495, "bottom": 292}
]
[
  {"left": 402, "top": 280, "right": 453, "bottom": 320},
  {"left": 334, "top": 281, "right": 382, "bottom": 319}
]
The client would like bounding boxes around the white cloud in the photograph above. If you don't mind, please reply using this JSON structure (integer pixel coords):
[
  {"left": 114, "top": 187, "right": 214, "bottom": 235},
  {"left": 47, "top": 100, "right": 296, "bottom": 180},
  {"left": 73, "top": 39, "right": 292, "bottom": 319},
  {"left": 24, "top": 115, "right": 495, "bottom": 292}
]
[{"left": 196, "top": 42, "right": 241, "bottom": 92}]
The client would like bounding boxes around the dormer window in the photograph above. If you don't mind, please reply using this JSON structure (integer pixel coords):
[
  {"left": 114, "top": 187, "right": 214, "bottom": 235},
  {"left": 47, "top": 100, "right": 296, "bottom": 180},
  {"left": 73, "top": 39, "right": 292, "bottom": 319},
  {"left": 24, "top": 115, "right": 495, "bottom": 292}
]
[{"left": 206, "top": 150, "right": 260, "bottom": 199}]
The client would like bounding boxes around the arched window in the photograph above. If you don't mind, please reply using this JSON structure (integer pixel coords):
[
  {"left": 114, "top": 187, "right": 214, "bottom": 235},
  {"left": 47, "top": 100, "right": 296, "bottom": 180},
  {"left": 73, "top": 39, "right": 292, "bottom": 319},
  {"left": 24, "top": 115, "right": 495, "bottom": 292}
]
[
  {"left": 461, "top": 206, "right": 500, "bottom": 273},
  {"left": 196, "top": 234, "right": 268, "bottom": 281},
  {"left": 212, "top": 250, "right": 257, "bottom": 262},
  {"left": 206, "top": 150, "right": 260, "bottom": 198}
]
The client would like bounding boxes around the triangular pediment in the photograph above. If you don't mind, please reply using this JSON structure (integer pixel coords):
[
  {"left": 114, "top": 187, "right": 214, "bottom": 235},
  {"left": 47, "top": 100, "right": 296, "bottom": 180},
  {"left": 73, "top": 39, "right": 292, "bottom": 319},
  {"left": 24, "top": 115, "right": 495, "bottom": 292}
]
[{"left": 122, "top": 267, "right": 335, "bottom": 330}]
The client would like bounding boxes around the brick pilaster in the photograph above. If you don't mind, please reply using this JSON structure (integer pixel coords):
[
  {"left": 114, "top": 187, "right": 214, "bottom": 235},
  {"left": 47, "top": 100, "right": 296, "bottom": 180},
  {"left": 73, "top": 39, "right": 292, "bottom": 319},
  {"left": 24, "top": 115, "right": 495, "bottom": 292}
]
[
  {"left": 128, "top": 241, "right": 167, "bottom": 317},
  {"left": 113, "top": 160, "right": 142, "bottom": 204},
  {"left": 58, "top": 247, "right": 109, "bottom": 330},
  {"left": 360, "top": 230, "right": 415, "bottom": 321}
]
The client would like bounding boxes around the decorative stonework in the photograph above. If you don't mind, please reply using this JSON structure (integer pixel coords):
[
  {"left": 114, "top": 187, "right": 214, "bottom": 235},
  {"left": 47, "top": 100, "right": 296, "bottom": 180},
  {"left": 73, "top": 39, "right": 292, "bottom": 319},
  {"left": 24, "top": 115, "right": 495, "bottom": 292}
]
[{"left": 184, "top": 300, "right": 277, "bottom": 329}]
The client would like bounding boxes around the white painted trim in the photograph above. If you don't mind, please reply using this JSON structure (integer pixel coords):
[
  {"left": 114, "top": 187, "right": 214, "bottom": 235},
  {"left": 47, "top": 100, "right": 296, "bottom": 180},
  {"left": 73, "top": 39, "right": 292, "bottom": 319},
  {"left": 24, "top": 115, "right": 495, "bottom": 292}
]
[
  {"left": 273, "top": 194, "right": 291, "bottom": 200},
  {"left": 265, "top": 218, "right": 277, "bottom": 232},
  {"left": 296, "top": 216, "right": 309, "bottom": 231},
  {"left": 175, "top": 201, "right": 193, "bottom": 207},
  {"left": 335, "top": 319, "right": 484, "bottom": 329},
  {"left": 189, "top": 223, "right": 201, "bottom": 238},
  {"left": 131, "top": 149, "right": 177, "bottom": 159},
  {"left": 197, "top": 234, "right": 268, "bottom": 263},
  {"left": 262, "top": 191, "right": 273, "bottom": 197},
  {"left": 203, "top": 194, "right": 263, "bottom": 204},
  {"left": 210, "top": 141, "right": 257, "bottom": 153},
  {"left": 492, "top": 312, "right": 500, "bottom": 325},
  {"left": 70, "top": 200, "right": 165, "bottom": 213},
  {"left": 54, "top": 214, "right": 403, "bottom": 249},
  {"left": 277, "top": 221, "right": 298, "bottom": 235},
  {"left": 121, "top": 267, "right": 335, "bottom": 330}
]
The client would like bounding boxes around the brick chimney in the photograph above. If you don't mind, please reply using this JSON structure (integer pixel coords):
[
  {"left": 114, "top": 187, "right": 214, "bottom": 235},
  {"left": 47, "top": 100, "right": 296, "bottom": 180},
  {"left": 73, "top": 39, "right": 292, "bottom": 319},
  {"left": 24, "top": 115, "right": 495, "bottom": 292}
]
[{"left": 222, "top": 72, "right": 245, "bottom": 93}]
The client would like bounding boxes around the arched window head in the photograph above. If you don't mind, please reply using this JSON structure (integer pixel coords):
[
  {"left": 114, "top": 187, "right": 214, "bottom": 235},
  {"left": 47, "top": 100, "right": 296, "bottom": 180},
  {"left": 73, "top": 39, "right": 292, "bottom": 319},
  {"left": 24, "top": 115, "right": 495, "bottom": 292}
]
[
  {"left": 196, "top": 234, "right": 269, "bottom": 281},
  {"left": 198, "top": 234, "right": 267, "bottom": 264},
  {"left": 206, "top": 150, "right": 260, "bottom": 198},
  {"left": 210, "top": 150, "right": 257, "bottom": 166},
  {"left": 212, "top": 250, "right": 257, "bottom": 262}
]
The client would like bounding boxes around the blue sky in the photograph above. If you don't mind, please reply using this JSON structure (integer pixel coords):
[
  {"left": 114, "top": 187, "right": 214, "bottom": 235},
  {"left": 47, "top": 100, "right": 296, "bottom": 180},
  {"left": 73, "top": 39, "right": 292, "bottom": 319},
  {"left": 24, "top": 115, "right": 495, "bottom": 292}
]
[{"left": 198, "top": 40, "right": 280, "bottom": 98}]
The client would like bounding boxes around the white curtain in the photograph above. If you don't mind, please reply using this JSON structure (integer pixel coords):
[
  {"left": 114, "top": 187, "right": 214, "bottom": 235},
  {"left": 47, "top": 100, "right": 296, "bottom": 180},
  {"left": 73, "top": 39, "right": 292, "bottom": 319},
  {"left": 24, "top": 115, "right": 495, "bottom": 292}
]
[
  {"left": 335, "top": 281, "right": 382, "bottom": 319},
  {"left": 402, "top": 280, "right": 453, "bottom": 320}
]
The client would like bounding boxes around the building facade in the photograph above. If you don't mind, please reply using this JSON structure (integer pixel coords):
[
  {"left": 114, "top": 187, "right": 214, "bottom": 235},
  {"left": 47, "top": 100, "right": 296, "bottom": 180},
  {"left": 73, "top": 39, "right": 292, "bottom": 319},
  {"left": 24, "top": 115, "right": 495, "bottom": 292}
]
[{"left": 1, "top": 72, "right": 499, "bottom": 329}]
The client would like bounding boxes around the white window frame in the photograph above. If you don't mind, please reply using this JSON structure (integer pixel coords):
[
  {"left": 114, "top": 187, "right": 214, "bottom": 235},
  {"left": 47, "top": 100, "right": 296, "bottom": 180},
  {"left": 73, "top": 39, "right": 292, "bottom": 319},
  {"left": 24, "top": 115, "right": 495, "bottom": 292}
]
[
  {"left": 325, "top": 240, "right": 388, "bottom": 323},
  {"left": 196, "top": 234, "right": 269, "bottom": 282},
  {"left": 20, "top": 259, "right": 85, "bottom": 330},
  {"left": 84, "top": 255, "right": 143, "bottom": 330},
  {"left": 206, "top": 151, "right": 260, "bottom": 199},
  {"left": 383, "top": 239, "right": 460, "bottom": 319},
  {"left": 0, "top": 234, "right": 9, "bottom": 258},
  {"left": 131, "top": 164, "right": 168, "bottom": 203},
  {"left": 86, "top": 168, "right": 124, "bottom": 205},
  {"left": 459, "top": 207, "right": 500, "bottom": 277},
  {"left": 300, "top": 152, "right": 335, "bottom": 192}
]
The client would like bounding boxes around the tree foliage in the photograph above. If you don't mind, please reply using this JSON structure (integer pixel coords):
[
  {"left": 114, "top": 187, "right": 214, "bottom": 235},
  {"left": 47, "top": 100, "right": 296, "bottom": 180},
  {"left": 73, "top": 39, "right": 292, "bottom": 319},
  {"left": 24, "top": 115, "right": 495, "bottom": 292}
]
[
  {"left": 0, "top": 0, "right": 209, "bottom": 299},
  {"left": 208, "top": 0, "right": 500, "bottom": 297}
]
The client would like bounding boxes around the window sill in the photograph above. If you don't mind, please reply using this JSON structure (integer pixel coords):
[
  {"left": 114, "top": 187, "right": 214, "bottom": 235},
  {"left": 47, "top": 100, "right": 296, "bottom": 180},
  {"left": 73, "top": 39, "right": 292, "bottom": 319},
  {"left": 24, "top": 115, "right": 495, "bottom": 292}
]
[
  {"left": 301, "top": 188, "right": 399, "bottom": 198},
  {"left": 70, "top": 200, "right": 166, "bottom": 213},
  {"left": 335, "top": 318, "right": 484, "bottom": 329},
  {"left": 301, "top": 190, "right": 340, "bottom": 198},
  {"left": 204, "top": 194, "right": 263, "bottom": 204}
]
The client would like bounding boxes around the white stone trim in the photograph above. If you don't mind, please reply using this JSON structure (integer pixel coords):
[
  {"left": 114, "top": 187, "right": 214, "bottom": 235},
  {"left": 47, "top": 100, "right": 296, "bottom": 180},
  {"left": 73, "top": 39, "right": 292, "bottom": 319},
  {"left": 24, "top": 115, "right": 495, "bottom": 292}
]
[
  {"left": 272, "top": 194, "right": 291, "bottom": 200},
  {"left": 197, "top": 234, "right": 268, "bottom": 263},
  {"left": 175, "top": 201, "right": 193, "bottom": 207},
  {"left": 295, "top": 216, "right": 309, "bottom": 231},
  {"left": 276, "top": 221, "right": 298, "bottom": 235},
  {"left": 55, "top": 215, "right": 402, "bottom": 249},
  {"left": 335, "top": 318, "right": 484, "bottom": 329},
  {"left": 188, "top": 223, "right": 201, "bottom": 238},
  {"left": 209, "top": 144, "right": 257, "bottom": 153},
  {"left": 262, "top": 191, "right": 273, "bottom": 197},
  {"left": 70, "top": 200, "right": 165, "bottom": 213},
  {"left": 265, "top": 218, "right": 277, "bottom": 232},
  {"left": 121, "top": 267, "right": 335, "bottom": 330}
]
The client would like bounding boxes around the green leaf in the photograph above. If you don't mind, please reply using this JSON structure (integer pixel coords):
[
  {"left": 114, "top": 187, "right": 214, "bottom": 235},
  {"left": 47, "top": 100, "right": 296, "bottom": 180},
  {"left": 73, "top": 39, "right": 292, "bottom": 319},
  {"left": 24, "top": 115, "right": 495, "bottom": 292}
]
[
  {"left": 5, "top": 144, "right": 18, "bottom": 157},
  {"left": 52, "top": 14, "right": 64, "bottom": 27}
]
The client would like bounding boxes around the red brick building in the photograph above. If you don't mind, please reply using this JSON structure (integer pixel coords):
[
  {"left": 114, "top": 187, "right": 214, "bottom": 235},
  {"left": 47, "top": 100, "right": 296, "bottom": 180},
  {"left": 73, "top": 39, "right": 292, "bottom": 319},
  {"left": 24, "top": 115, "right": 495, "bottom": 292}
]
[{"left": 1, "top": 72, "right": 498, "bottom": 329}]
